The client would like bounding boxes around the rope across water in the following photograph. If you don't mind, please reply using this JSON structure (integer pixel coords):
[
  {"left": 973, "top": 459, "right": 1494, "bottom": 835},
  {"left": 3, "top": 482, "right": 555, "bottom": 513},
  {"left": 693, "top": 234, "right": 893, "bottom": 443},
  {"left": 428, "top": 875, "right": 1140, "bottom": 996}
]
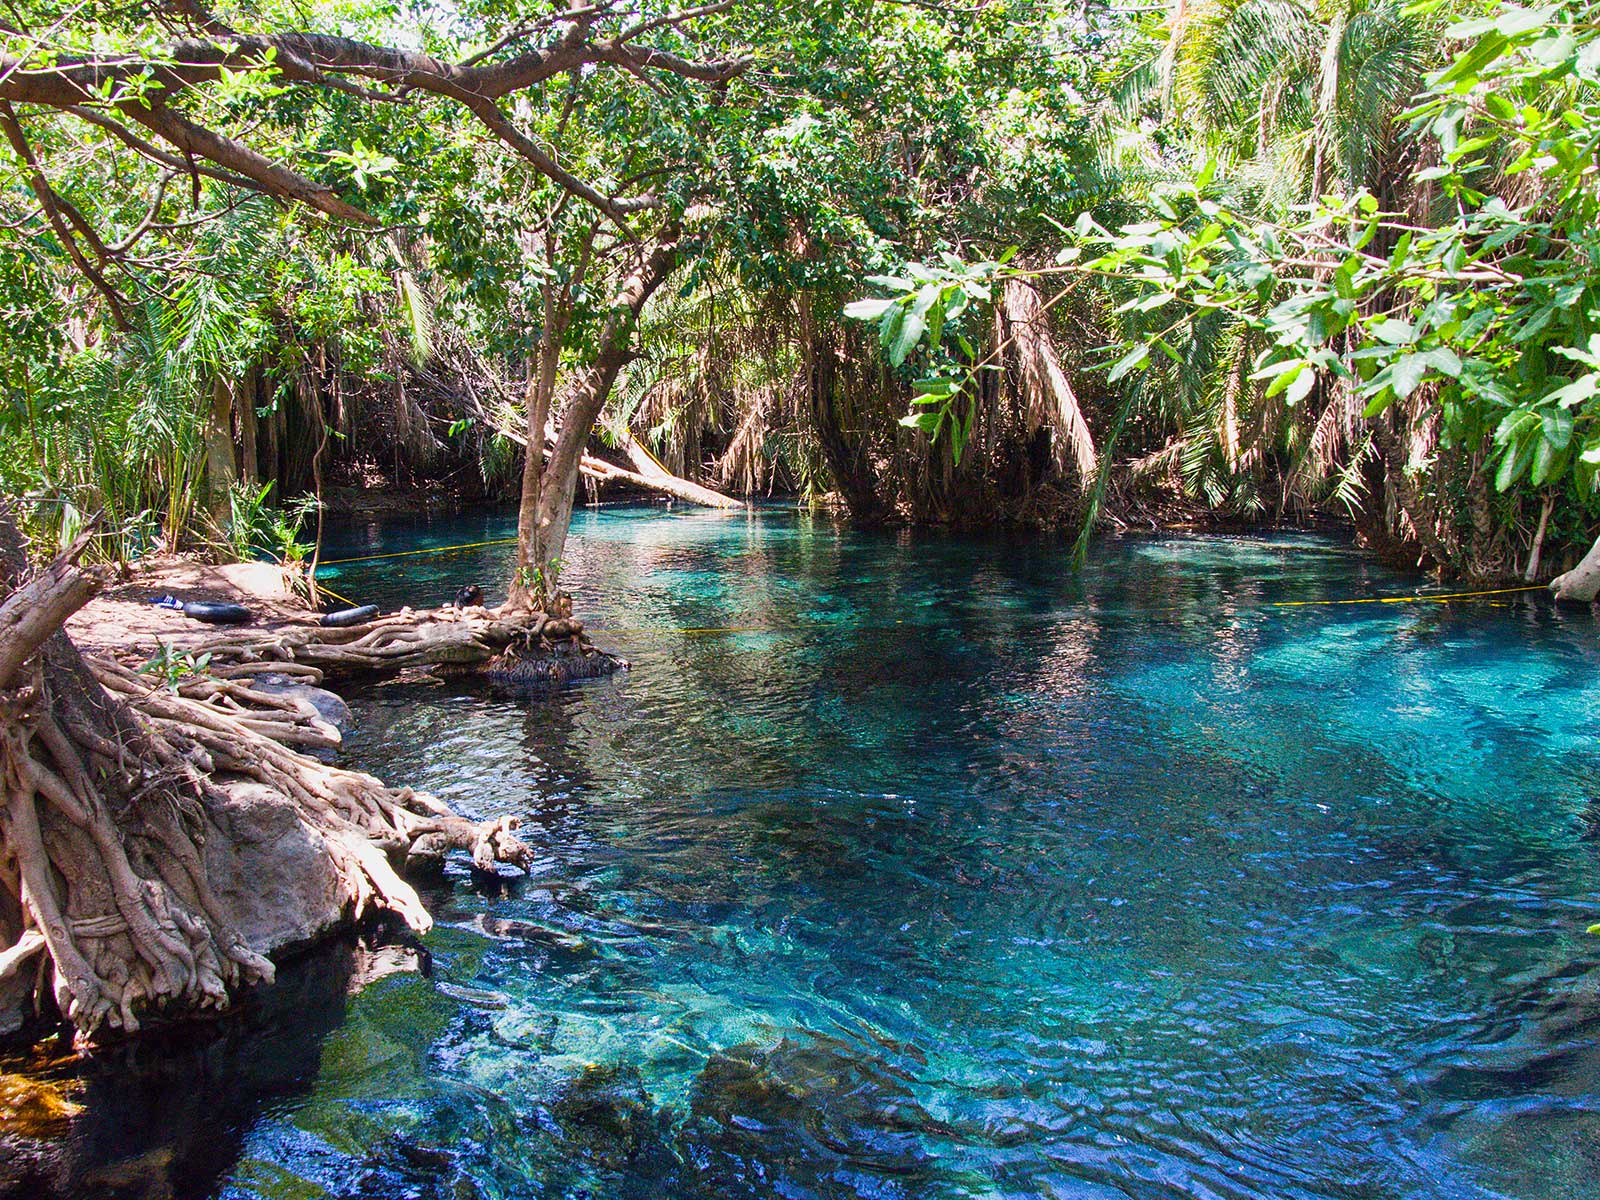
[{"left": 313, "top": 537, "right": 1553, "bottom": 629}]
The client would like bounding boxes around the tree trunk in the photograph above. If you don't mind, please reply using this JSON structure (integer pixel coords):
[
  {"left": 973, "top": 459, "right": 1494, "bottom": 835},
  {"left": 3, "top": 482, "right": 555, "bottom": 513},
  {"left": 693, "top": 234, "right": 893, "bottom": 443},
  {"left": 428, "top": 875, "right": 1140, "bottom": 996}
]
[
  {"left": 1550, "top": 530, "right": 1600, "bottom": 601},
  {"left": 507, "top": 303, "right": 565, "bottom": 611},
  {"left": 1368, "top": 415, "right": 1453, "bottom": 571},
  {"left": 801, "top": 304, "right": 887, "bottom": 524},
  {"left": 238, "top": 366, "right": 260, "bottom": 485},
  {"left": 522, "top": 234, "right": 681, "bottom": 586},
  {"left": 205, "top": 377, "right": 239, "bottom": 523}
]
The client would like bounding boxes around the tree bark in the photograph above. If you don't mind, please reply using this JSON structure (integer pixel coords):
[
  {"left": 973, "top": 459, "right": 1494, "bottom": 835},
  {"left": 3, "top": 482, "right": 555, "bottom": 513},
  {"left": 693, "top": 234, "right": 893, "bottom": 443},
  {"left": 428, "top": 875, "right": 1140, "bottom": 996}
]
[
  {"left": 205, "top": 377, "right": 239, "bottom": 524},
  {"left": 508, "top": 286, "right": 566, "bottom": 610},
  {"left": 523, "top": 235, "right": 681, "bottom": 583},
  {"left": 1550, "top": 530, "right": 1600, "bottom": 601},
  {"left": 1368, "top": 415, "right": 1453, "bottom": 570},
  {"left": 238, "top": 366, "right": 260, "bottom": 485},
  {"left": 803, "top": 320, "right": 887, "bottom": 523}
]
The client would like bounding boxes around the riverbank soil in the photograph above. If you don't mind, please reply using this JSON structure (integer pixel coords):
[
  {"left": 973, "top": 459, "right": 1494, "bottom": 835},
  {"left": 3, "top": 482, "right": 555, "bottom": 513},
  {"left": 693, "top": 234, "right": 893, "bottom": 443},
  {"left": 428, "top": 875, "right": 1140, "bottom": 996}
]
[{"left": 66, "top": 558, "right": 310, "bottom": 660}]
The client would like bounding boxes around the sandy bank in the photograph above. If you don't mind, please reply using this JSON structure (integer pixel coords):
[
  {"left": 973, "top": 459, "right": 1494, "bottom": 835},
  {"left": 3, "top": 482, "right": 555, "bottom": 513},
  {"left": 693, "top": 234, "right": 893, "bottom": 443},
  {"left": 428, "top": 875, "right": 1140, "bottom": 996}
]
[{"left": 66, "top": 558, "right": 315, "bottom": 661}]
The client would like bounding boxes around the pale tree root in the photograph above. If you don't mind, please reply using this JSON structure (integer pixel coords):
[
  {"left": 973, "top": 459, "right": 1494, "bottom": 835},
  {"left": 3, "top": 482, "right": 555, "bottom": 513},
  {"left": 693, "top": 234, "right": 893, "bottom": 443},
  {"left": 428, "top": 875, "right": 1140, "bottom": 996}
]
[
  {"left": 140, "top": 602, "right": 626, "bottom": 684},
  {"left": 0, "top": 513, "right": 532, "bottom": 1046}
]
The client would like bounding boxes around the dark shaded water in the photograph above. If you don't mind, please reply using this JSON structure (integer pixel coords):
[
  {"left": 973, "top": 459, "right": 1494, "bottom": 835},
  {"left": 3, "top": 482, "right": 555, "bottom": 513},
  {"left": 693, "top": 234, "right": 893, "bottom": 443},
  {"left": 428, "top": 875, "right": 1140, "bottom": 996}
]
[{"left": 10, "top": 504, "right": 1600, "bottom": 1198}]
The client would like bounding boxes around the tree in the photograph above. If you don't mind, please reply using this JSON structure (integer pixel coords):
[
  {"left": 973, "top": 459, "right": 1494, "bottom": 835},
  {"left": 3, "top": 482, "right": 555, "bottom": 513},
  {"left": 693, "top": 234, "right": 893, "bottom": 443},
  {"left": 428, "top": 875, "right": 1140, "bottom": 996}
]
[{"left": 1, "top": 0, "right": 746, "bottom": 602}]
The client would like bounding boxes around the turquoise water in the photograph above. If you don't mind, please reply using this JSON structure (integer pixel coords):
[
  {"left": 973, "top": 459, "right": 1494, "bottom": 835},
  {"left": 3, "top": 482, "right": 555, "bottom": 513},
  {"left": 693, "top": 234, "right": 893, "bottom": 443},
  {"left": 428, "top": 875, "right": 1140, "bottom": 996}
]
[{"left": 20, "top": 504, "right": 1600, "bottom": 1198}]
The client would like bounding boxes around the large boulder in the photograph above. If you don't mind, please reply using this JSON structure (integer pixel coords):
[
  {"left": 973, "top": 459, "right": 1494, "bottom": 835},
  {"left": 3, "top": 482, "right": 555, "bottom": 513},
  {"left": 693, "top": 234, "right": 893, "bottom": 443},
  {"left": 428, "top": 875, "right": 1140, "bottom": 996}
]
[{"left": 203, "top": 780, "right": 351, "bottom": 954}]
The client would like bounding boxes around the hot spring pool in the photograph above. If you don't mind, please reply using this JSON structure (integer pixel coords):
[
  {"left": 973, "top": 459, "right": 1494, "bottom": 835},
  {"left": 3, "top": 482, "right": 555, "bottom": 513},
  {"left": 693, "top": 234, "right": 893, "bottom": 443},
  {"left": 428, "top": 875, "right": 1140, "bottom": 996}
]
[{"left": 15, "top": 504, "right": 1600, "bottom": 1199}]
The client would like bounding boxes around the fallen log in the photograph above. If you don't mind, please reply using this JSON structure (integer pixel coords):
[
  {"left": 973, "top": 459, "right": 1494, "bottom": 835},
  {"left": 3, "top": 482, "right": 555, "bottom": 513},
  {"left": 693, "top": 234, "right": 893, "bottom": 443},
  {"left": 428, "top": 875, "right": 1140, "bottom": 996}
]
[
  {"left": 492, "top": 418, "right": 745, "bottom": 510},
  {"left": 614, "top": 427, "right": 746, "bottom": 510}
]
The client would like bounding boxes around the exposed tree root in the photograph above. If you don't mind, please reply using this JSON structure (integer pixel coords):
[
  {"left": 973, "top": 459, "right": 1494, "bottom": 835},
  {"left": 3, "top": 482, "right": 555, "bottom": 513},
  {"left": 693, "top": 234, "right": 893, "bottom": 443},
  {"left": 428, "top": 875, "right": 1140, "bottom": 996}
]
[
  {"left": 130, "top": 601, "right": 629, "bottom": 686},
  {"left": 149, "top": 605, "right": 530, "bottom": 674},
  {"left": 0, "top": 512, "right": 533, "bottom": 1046}
]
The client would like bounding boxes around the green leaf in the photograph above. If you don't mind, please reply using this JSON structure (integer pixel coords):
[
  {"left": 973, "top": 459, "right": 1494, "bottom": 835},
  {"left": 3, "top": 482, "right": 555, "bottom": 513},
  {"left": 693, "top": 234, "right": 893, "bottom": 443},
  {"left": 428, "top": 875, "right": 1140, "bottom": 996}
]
[
  {"left": 844, "top": 297, "right": 895, "bottom": 320},
  {"left": 1543, "top": 406, "right": 1574, "bottom": 450},
  {"left": 889, "top": 312, "right": 926, "bottom": 366},
  {"left": 1106, "top": 344, "right": 1149, "bottom": 383},
  {"left": 1546, "top": 374, "right": 1600, "bottom": 409},
  {"left": 1420, "top": 347, "right": 1463, "bottom": 378},
  {"left": 1265, "top": 362, "right": 1306, "bottom": 399},
  {"left": 1496, "top": 435, "right": 1535, "bottom": 491},
  {"left": 1390, "top": 355, "right": 1429, "bottom": 399},
  {"left": 1496, "top": 7, "right": 1555, "bottom": 37},
  {"left": 1371, "top": 319, "right": 1414, "bottom": 345},
  {"left": 1285, "top": 368, "right": 1316, "bottom": 406}
]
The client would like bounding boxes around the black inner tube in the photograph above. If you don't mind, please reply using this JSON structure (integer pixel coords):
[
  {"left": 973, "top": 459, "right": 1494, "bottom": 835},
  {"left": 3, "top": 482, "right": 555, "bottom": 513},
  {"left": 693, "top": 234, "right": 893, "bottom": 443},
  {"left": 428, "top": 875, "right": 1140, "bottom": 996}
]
[
  {"left": 320, "top": 604, "right": 378, "bottom": 627},
  {"left": 179, "top": 600, "right": 252, "bottom": 625}
]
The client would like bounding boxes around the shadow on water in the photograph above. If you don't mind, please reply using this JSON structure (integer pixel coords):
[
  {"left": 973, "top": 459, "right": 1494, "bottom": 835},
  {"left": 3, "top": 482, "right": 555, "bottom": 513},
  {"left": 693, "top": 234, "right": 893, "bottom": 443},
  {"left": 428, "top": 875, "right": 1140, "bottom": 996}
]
[{"left": 0, "top": 928, "right": 427, "bottom": 1200}]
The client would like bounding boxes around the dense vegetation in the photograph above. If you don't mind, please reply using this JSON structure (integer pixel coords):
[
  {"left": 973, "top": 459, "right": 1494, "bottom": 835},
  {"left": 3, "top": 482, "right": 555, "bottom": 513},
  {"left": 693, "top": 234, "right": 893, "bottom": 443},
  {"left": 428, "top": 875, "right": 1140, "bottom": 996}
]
[{"left": 3, "top": 1, "right": 1598, "bottom": 590}]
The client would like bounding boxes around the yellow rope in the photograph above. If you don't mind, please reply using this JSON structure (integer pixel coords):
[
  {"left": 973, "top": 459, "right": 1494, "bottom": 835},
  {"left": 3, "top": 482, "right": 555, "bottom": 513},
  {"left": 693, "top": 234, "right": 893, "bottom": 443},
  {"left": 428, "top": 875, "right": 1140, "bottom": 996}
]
[
  {"left": 1269, "top": 584, "right": 1545, "bottom": 607},
  {"left": 318, "top": 538, "right": 517, "bottom": 566},
  {"left": 317, "top": 535, "right": 1548, "bottom": 620},
  {"left": 595, "top": 587, "right": 1548, "bottom": 635},
  {"left": 313, "top": 580, "right": 361, "bottom": 608}
]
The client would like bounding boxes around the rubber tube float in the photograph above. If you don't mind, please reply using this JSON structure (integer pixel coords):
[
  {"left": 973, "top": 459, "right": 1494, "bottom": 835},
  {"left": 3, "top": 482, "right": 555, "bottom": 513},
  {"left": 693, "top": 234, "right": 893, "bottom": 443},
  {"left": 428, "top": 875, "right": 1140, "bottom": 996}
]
[
  {"left": 151, "top": 595, "right": 253, "bottom": 625},
  {"left": 320, "top": 604, "right": 379, "bottom": 627}
]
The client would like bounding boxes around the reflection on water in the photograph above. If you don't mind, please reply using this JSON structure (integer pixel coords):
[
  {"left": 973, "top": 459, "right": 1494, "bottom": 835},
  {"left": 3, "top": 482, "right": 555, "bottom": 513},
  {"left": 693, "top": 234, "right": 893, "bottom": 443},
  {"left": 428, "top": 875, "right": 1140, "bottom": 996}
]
[{"left": 9, "top": 503, "right": 1600, "bottom": 1199}]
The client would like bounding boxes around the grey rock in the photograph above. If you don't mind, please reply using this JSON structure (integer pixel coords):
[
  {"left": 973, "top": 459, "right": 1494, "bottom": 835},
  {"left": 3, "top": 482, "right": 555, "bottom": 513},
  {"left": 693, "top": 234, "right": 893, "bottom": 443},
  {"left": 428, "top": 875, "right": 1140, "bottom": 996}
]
[
  {"left": 203, "top": 780, "right": 349, "bottom": 954},
  {"left": 248, "top": 673, "right": 354, "bottom": 733}
]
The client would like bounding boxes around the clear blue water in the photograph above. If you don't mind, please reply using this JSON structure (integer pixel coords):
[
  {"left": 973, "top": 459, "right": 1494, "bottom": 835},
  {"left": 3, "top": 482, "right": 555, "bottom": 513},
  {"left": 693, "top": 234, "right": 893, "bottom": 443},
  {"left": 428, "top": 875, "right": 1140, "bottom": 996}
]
[{"left": 20, "top": 503, "right": 1600, "bottom": 1199}]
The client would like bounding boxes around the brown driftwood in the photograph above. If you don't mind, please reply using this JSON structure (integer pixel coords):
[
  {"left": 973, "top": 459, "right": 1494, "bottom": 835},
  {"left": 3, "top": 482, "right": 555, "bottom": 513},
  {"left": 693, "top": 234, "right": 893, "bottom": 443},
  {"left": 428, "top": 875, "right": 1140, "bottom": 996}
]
[{"left": 0, "top": 510, "right": 532, "bottom": 1044}]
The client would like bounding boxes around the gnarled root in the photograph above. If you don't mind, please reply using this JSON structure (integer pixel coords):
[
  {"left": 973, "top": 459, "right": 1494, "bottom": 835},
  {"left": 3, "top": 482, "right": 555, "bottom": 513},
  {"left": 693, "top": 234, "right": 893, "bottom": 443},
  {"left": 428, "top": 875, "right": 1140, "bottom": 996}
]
[
  {"left": 0, "top": 510, "right": 532, "bottom": 1045},
  {"left": 481, "top": 610, "right": 629, "bottom": 685},
  {"left": 0, "top": 670, "right": 276, "bottom": 1039},
  {"left": 92, "top": 657, "right": 534, "bottom": 926},
  {"left": 165, "top": 605, "right": 531, "bottom": 674},
  {"left": 136, "top": 601, "right": 625, "bottom": 686}
]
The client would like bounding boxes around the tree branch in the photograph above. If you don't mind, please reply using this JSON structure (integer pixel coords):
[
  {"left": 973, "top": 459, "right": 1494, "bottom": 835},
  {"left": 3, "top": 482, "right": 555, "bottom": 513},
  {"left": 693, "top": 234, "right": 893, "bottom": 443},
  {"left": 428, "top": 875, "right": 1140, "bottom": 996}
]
[
  {"left": 125, "top": 102, "right": 376, "bottom": 225},
  {"left": 0, "top": 99, "right": 132, "bottom": 327}
]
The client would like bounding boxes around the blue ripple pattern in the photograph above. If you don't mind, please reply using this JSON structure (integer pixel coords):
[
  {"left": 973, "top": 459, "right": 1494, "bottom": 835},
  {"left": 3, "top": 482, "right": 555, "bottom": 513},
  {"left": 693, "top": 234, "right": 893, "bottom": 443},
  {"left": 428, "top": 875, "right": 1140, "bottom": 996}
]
[{"left": 209, "top": 506, "right": 1600, "bottom": 1198}]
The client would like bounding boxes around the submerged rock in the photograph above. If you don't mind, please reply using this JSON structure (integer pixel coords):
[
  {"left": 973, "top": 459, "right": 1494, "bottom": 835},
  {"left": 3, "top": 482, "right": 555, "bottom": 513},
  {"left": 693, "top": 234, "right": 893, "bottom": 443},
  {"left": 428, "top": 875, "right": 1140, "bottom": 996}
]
[
  {"left": 549, "top": 1062, "right": 659, "bottom": 1167},
  {"left": 247, "top": 672, "right": 354, "bottom": 733},
  {"left": 685, "top": 1033, "right": 948, "bottom": 1196},
  {"left": 482, "top": 640, "right": 628, "bottom": 689}
]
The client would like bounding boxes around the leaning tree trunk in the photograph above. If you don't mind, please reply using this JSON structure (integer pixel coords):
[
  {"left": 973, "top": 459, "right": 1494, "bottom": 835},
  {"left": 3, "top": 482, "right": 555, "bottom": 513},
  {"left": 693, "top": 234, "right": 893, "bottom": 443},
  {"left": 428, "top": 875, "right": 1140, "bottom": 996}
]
[
  {"left": 525, "top": 233, "right": 681, "bottom": 582},
  {"left": 508, "top": 292, "right": 565, "bottom": 611},
  {"left": 1550, "top": 530, "right": 1600, "bottom": 601},
  {"left": 0, "top": 507, "right": 533, "bottom": 1044}
]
